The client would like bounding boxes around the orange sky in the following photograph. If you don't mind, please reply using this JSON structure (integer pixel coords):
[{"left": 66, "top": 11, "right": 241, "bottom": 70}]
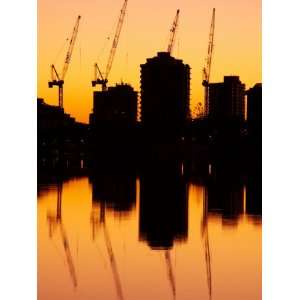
[{"left": 38, "top": 0, "right": 261, "bottom": 123}]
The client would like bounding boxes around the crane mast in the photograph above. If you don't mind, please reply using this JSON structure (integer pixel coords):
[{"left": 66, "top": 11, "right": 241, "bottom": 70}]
[
  {"left": 92, "top": 0, "right": 128, "bottom": 91},
  {"left": 49, "top": 15, "right": 81, "bottom": 108},
  {"left": 202, "top": 8, "right": 215, "bottom": 117},
  {"left": 105, "top": 0, "right": 128, "bottom": 81},
  {"left": 167, "top": 9, "right": 180, "bottom": 55}
]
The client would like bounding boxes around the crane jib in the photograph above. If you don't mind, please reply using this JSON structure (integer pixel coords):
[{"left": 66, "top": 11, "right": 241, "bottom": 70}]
[
  {"left": 92, "top": 0, "right": 128, "bottom": 91},
  {"left": 48, "top": 15, "right": 81, "bottom": 108}
]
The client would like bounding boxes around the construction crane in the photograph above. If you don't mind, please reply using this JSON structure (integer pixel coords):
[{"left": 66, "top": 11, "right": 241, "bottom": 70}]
[
  {"left": 202, "top": 8, "right": 216, "bottom": 117},
  {"left": 201, "top": 188, "right": 212, "bottom": 300},
  {"left": 90, "top": 203, "right": 125, "bottom": 300},
  {"left": 47, "top": 182, "right": 78, "bottom": 288},
  {"left": 165, "top": 250, "right": 176, "bottom": 300},
  {"left": 48, "top": 15, "right": 81, "bottom": 108},
  {"left": 167, "top": 9, "right": 180, "bottom": 55},
  {"left": 92, "top": 0, "right": 128, "bottom": 91}
]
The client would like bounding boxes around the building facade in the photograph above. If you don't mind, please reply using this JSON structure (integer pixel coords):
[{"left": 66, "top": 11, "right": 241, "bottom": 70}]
[
  {"left": 37, "top": 98, "right": 88, "bottom": 169},
  {"left": 208, "top": 76, "right": 246, "bottom": 122},
  {"left": 246, "top": 83, "right": 262, "bottom": 129},
  {"left": 37, "top": 98, "right": 77, "bottom": 131},
  {"left": 90, "top": 83, "right": 138, "bottom": 128},
  {"left": 140, "top": 52, "right": 190, "bottom": 133}
]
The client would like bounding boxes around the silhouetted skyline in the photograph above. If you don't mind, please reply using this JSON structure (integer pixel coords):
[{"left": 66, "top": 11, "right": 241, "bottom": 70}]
[
  {"left": 38, "top": 0, "right": 261, "bottom": 123},
  {"left": 37, "top": 2, "right": 261, "bottom": 299}
]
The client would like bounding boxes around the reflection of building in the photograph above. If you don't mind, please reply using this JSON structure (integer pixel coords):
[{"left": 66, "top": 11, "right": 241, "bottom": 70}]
[
  {"left": 206, "top": 162, "right": 244, "bottom": 224},
  {"left": 140, "top": 52, "right": 190, "bottom": 132},
  {"left": 208, "top": 76, "right": 245, "bottom": 121},
  {"left": 246, "top": 178, "right": 262, "bottom": 216},
  {"left": 91, "top": 174, "right": 136, "bottom": 213},
  {"left": 246, "top": 163, "right": 262, "bottom": 216},
  {"left": 207, "top": 183, "right": 244, "bottom": 225},
  {"left": 90, "top": 83, "right": 138, "bottom": 128},
  {"left": 139, "top": 159, "right": 188, "bottom": 249}
]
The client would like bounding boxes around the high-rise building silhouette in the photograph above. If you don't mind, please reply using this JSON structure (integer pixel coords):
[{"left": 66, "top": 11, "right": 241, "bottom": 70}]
[
  {"left": 246, "top": 83, "right": 262, "bottom": 131},
  {"left": 208, "top": 76, "right": 245, "bottom": 121},
  {"left": 140, "top": 52, "right": 190, "bottom": 136},
  {"left": 90, "top": 83, "right": 138, "bottom": 129}
]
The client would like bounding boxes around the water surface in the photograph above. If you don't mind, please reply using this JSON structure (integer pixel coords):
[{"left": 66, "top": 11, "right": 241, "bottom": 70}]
[{"left": 38, "top": 168, "right": 261, "bottom": 300}]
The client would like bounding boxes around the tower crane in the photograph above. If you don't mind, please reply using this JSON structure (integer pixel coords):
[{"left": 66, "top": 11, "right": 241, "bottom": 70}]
[
  {"left": 202, "top": 8, "right": 215, "bottom": 117},
  {"left": 92, "top": 0, "right": 128, "bottom": 91},
  {"left": 90, "top": 203, "right": 125, "bottom": 300},
  {"left": 167, "top": 9, "right": 180, "bottom": 55},
  {"left": 48, "top": 15, "right": 81, "bottom": 108},
  {"left": 47, "top": 182, "right": 78, "bottom": 288}
]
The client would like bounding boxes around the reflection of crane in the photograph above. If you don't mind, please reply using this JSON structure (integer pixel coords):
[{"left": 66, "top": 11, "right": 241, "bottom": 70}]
[
  {"left": 165, "top": 250, "right": 176, "bottom": 300},
  {"left": 201, "top": 188, "right": 212, "bottom": 300},
  {"left": 92, "top": 0, "right": 128, "bottom": 91},
  {"left": 90, "top": 203, "right": 125, "bottom": 300},
  {"left": 48, "top": 16, "right": 81, "bottom": 108},
  {"left": 47, "top": 182, "right": 78, "bottom": 288},
  {"left": 167, "top": 9, "right": 180, "bottom": 55},
  {"left": 202, "top": 8, "right": 215, "bottom": 117}
]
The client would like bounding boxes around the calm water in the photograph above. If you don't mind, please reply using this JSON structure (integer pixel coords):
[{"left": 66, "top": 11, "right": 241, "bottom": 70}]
[{"left": 38, "top": 168, "right": 261, "bottom": 300}]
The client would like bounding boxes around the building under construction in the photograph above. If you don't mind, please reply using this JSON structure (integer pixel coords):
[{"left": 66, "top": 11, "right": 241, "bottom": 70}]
[
  {"left": 89, "top": 83, "right": 138, "bottom": 161},
  {"left": 90, "top": 83, "right": 138, "bottom": 129},
  {"left": 208, "top": 76, "right": 246, "bottom": 122},
  {"left": 140, "top": 52, "right": 190, "bottom": 139}
]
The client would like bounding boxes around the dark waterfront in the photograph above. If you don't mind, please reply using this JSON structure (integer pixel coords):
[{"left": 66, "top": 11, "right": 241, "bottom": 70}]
[
  {"left": 38, "top": 75, "right": 262, "bottom": 300},
  {"left": 37, "top": 1, "right": 262, "bottom": 298},
  {"left": 38, "top": 146, "right": 261, "bottom": 300}
]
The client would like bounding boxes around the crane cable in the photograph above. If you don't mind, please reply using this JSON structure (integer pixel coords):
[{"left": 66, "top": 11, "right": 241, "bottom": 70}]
[
  {"left": 53, "top": 38, "right": 69, "bottom": 65},
  {"left": 96, "top": 12, "right": 119, "bottom": 63}
]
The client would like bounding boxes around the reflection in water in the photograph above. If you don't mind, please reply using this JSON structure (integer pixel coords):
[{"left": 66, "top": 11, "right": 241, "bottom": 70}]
[
  {"left": 246, "top": 168, "right": 262, "bottom": 216},
  {"left": 38, "top": 155, "right": 261, "bottom": 300},
  {"left": 139, "top": 158, "right": 188, "bottom": 249},
  {"left": 89, "top": 158, "right": 136, "bottom": 214},
  {"left": 90, "top": 204, "right": 125, "bottom": 300},
  {"left": 202, "top": 189, "right": 212, "bottom": 300},
  {"left": 165, "top": 250, "right": 176, "bottom": 300},
  {"left": 205, "top": 158, "right": 262, "bottom": 226},
  {"left": 90, "top": 173, "right": 136, "bottom": 214},
  {"left": 46, "top": 182, "right": 78, "bottom": 288}
]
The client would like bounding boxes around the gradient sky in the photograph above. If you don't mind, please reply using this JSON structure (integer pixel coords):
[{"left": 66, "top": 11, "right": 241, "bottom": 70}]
[{"left": 38, "top": 0, "right": 261, "bottom": 123}]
